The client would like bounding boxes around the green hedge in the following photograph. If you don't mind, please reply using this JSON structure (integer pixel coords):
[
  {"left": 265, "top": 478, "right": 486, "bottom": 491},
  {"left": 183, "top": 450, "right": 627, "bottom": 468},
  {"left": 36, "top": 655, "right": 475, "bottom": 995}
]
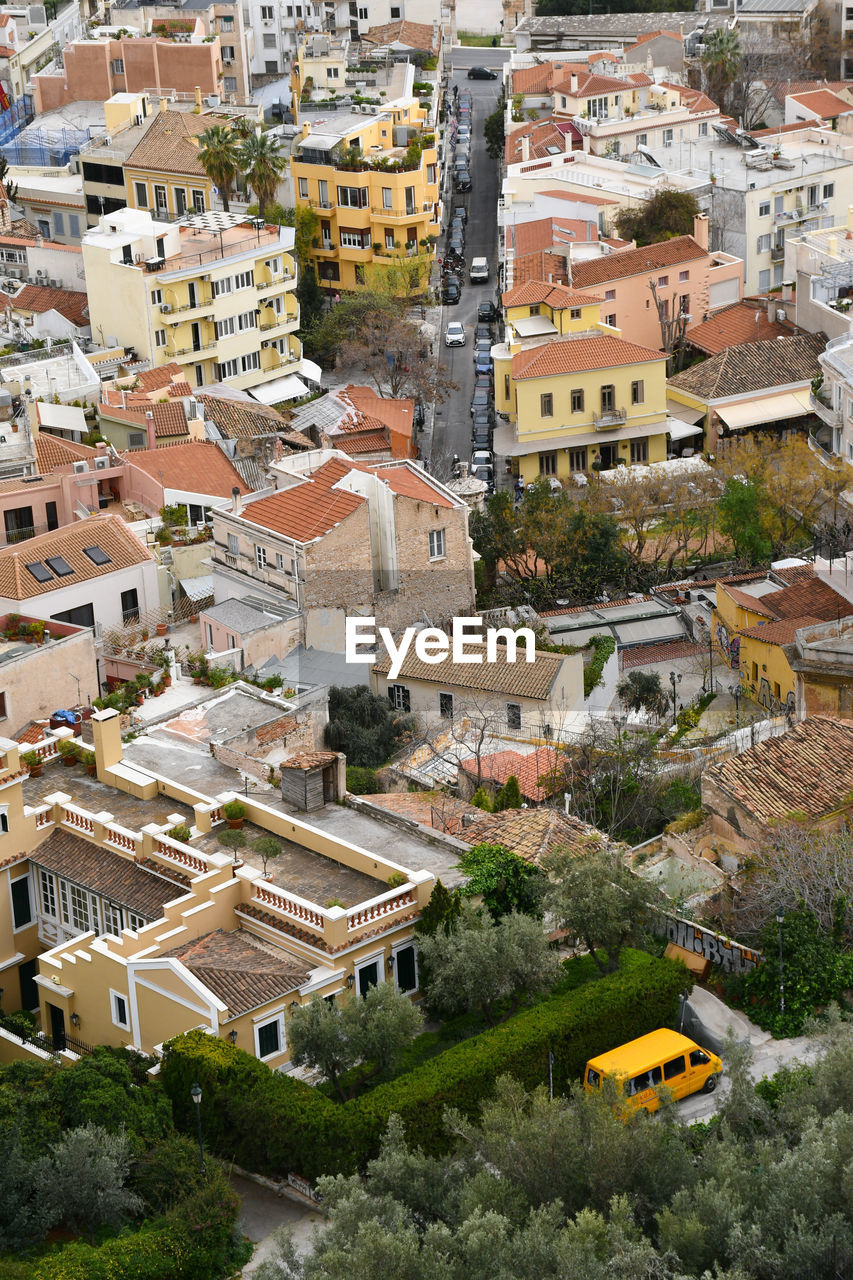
[{"left": 161, "top": 951, "right": 687, "bottom": 1179}]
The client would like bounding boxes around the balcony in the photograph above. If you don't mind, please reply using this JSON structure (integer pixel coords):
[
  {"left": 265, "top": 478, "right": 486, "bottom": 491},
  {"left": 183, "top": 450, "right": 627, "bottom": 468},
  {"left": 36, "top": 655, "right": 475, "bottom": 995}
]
[
  {"left": 809, "top": 390, "right": 841, "bottom": 427},
  {"left": 172, "top": 340, "right": 217, "bottom": 358},
  {"left": 370, "top": 204, "right": 421, "bottom": 219},
  {"left": 159, "top": 293, "right": 214, "bottom": 319},
  {"left": 257, "top": 271, "right": 294, "bottom": 290},
  {"left": 593, "top": 406, "right": 627, "bottom": 429}
]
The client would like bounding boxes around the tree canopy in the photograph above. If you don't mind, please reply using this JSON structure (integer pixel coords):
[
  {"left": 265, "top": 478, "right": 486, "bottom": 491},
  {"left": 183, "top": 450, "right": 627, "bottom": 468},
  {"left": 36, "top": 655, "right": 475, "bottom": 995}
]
[
  {"left": 543, "top": 846, "right": 661, "bottom": 973},
  {"left": 324, "top": 685, "right": 412, "bottom": 768},
  {"left": 612, "top": 188, "right": 702, "bottom": 247},
  {"left": 455, "top": 842, "right": 544, "bottom": 920}
]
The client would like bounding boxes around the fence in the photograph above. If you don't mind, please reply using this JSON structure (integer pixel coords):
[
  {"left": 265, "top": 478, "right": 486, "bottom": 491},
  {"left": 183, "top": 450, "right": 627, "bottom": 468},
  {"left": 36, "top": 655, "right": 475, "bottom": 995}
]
[{"left": 0, "top": 1011, "right": 94, "bottom": 1057}]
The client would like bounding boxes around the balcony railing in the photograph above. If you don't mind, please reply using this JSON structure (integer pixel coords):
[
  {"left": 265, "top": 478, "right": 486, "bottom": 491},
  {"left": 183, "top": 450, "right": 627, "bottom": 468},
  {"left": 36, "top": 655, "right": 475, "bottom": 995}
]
[
  {"left": 172, "top": 341, "right": 217, "bottom": 357},
  {"left": 593, "top": 406, "right": 627, "bottom": 429},
  {"left": 809, "top": 390, "right": 841, "bottom": 427},
  {"left": 159, "top": 294, "right": 214, "bottom": 317},
  {"left": 370, "top": 204, "right": 420, "bottom": 218}
]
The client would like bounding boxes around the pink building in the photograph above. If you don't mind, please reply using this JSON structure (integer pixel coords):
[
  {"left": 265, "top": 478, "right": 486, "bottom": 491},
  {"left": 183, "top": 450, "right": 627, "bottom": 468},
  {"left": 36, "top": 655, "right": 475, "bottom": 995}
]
[{"left": 571, "top": 218, "right": 743, "bottom": 351}]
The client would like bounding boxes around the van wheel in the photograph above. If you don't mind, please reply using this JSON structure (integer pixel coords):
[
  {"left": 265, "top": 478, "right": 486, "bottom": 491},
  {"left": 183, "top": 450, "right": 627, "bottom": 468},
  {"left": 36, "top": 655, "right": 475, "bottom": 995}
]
[{"left": 703, "top": 1074, "right": 718, "bottom": 1094}]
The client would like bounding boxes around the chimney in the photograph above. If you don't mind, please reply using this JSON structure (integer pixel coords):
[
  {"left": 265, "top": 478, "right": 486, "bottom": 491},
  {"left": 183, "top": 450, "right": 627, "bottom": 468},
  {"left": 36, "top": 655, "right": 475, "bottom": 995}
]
[
  {"left": 457, "top": 461, "right": 469, "bottom": 478},
  {"left": 194, "top": 85, "right": 202, "bottom": 111},
  {"left": 693, "top": 212, "right": 709, "bottom": 251},
  {"left": 782, "top": 280, "right": 793, "bottom": 303},
  {"left": 766, "top": 295, "right": 775, "bottom": 320},
  {"left": 231, "top": 485, "right": 242, "bottom": 514},
  {"left": 145, "top": 410, "right": 156, "bottom": 449},
  {"left": 570, "top": 72, "right": 578, "bottom": 93},
  {"left": 159, "top": 96, "right": 168, "bottom": 114},
  {"left": 521, "top": 134, "right": 530, "bottom": 162}
]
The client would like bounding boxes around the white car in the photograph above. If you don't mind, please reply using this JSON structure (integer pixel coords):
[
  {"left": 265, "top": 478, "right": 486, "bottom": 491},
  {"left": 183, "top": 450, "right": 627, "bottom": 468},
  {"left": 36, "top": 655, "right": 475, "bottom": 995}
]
[{"left": 445, "top": 321, "right": 466, "bottom": 347}]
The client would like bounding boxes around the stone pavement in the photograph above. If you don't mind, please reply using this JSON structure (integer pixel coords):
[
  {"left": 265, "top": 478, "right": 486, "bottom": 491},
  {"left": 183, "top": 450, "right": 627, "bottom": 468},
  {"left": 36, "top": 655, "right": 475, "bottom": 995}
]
[{"left": 234, "top": 1174, "right": 325, "bottom": 1276}]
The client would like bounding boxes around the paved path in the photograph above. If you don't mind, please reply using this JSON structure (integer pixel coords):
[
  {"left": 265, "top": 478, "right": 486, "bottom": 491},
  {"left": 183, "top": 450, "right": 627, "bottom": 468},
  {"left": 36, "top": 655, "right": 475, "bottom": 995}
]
[{"left": 234, "top": 1174, "right": 325, "bottom": 1276}]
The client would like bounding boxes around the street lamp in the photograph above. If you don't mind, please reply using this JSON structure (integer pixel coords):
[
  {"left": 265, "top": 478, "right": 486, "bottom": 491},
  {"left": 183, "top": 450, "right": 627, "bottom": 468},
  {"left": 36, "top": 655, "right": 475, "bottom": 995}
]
[
  {"left": 729, "top": 683, "right": 741, "bottom": 729},
  {"left": 190, "top": 1083, "right": 205, "bottom": 1174},
  {"left": 776, "top": 910, "right": 785, "bottom": 1017},
  {"left": 668, "top": 670, "right": 682, "bottom": 725}
]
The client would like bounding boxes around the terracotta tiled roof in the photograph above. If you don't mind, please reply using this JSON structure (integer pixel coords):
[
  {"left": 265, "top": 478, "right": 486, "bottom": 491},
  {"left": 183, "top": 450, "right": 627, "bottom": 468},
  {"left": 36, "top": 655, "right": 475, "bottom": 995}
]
[
  {"left": 769, "top": 79, "right": 850, "bottom": 106},
  {"left": 125, "top": 110, "right": 207, "bottom": 176},
  {"left": 164, "top": 928, "right": 308, "bottom": 1015},
  {"left": 687, "top": 300, "right": 790, "bottom": 355},
  {"left": 761, "top": 576, "right": 853, "bottom": 623},
  {"left": 540, "top": 594, "right": 652, "bottom": 617},
  {"left": 459, "top": 807, "right": 609, "bottom": 862},
  {"left": 375, "top": 643, "right": 568, "bottom": 701},
  {"left": 627, "top": 28, "right": 682, "bottom": 45},
  {"left": 511, "top": 215, "right": 599, "bottom": 258},
  {"left": 787, "top": 88, "right": 853, "bottom": 118},
  {"left": 199, "top": 393, "right": 286, "bottom": 440},
  {"left": 16, "top": 721, "right": 49, "bottom": 744},
  {"left": 572, "top": 236, "right": 707, "bottom": 288},
  {"left": 773, "top": 564, "right": 815, "bottom": 584},
  {"left": 101, "top": 400, "right": 189, "bottom": 439},
  {"left": 366, "top": 461, "right": 454, "bottom": 506},
  {"left": 30, "top": 828, "right": 181, "bottom": 920},
  {"left": 621, "top": 640, "right": 704, "bottom": 668},
  {"left": 0, "top": 514, "right": 153, "bottom": 601},
  {"left": 124, "top": 441, "right": 249, "bottom": 497},
  {"left": 512, "top": 61, "right": 576, "bottom": 95},
  {"left": 359, "top": 790, "right": 471, "bottom": 834},
  {"left": 333, "top": 428, "right": 390, "bottom": 455},
  {"left": 704, "top": 714, "right": 853, "bottom": 823},
  {"left": 512, "top": 334, "right": 663, "bottom": 379},
  {"left": 135, "top": 363, "right": 185, "bottom": 393},
  {"left": 461, "top": 746, "right": 564, "bottom": 801},
  {"left": 536, "top": 188, "right": 617, "bottom": 206},
  {"left": 739, "top": 615, "right": 822, "bottom": 644},
  {"left": 502, "top": 280, "right": 602, "bottom": 308},
  {"left": 555, "top": 70, "right": 636, "bottom": 98},
  {"left": 668, "top": 333, "right": 825, "bottom": 399},
  {"left": 506, "top": 117, "right": 575, "bottom": 165},
  {"left": 34, "top": 434, "right": 96, "bottom": 472},
  {"left": 511, "top": 250, "right": 572, "bottom": 288},
  {"left": 243, "top": 458, "right": 365, "bottom": 541},
  {"left": 281, "top": 750, "right": 339, "bottom": 768},
  {"left": 4, "top": 285, "right": 89, "bottom": 327},
  {"left": 720, "top": 582, "right": 780, "bottom": 617},
  {"left": 341, "top": 385, "right": 415, "bottom": 455},
  {"left": 362, "top": 18, "right": 439, "bottom": 52}
]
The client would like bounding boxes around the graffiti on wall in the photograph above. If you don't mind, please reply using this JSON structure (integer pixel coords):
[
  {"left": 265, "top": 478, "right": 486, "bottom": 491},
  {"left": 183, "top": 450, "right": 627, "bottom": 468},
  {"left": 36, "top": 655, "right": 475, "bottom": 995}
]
[
  {"left": 651, "top": 911, "right": 762, "bottom": 974},
  {"left": 715, "top": 620, "right": 740, "bottom": 671}
]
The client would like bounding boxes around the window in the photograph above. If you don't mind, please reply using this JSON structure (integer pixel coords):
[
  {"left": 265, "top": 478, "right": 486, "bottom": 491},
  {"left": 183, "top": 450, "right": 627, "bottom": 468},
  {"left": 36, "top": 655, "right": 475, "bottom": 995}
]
[
  {"left": 394, "top": 943, "right": 417, "bottom": 993},
  {"left": 151, "top": 288, "right": 162, "bottom": 306},
  {"left": 427, "top": 163, "right": 436, "bottom": 184},
  {"left": 605, "top": 314, "right": 616, "bottom": 328},
  {"left": 679, "top": 269, "right": 689, "bottom": 282},
  {"left": 298, "top": 177, "right": 309, "bottom": 198},
  {"left": 690, "top": 1048, "right": 710, "bottom": 1067},
  {"left": 636, "top": 132, "right": 647, "bottom": 147},
  {"left": 385, "top": 229, "right": 395, "bottom": 249},
  {"left": 255, "top": 545, "right": 267, "bottom": 570},
  {"left": 631, "top": 379, "right": 644, "bottom": 405},
  {"left": 628, "top": 1065, "right": 662, "bottom": 1095},
  {"left": 192, "top": 190, "right": 205, "bottom": 213},
  {"left": 121, "top": 588, "right": 139, "bottom": 623},
  {"left": 10, "top": 875, "right": 31, "bottom": 929},
  {"left": 225, "top": 532, "right": 239, "bottom": 556},
  {"left": 327, "top": 66, "right": 339, "bottom": 79},
  {"left": 664, "top": 1056, "right": 686, "bottom": 1080},
  {"left": 428, "top": 528, "right": 446, "bottom": 559},
  {"left": 570, "top": 307, "right": 581, "bottom": 319},
  {"left": 657, "top": 275, "right": 669, "bottom": 287},
  {"left": 680, "top": 293, "right": 690, "bottom": 314},
  {"left": 128, "top": 911, "right": 146, "bottom": 932},
  {"left": 154, "top": 184, "right": 168, "bottom": 214},
  {"left": 40, "top": 870, "right": 56, "bottom": 918},
  {"left": 111, "top": 57, "right": 124, "bottom": 74},
  {"left": 824, "top": 183, "right": 835, "bottom": 200},
  {"left": 263, "top": 31, "right": 277, "bottom": 46},
  {"left": 237, "top": 310, "right": 257, "bottom": 330},
  {"left": 213, "top": 276, "right": 232, "bottom": 297},
  {"left": 69, "top": 214, "right": 80, "bottom": 238},
  {"left": 504, "top": 373, "right": 510, "bottom": 400},
  {"left": 389, "top": 684, "right": 410, "bottom": 711},
  {"left": 241, "top": 352, "right": 260, "bottom": 373},
  {"left": 757, "top": 233, "right": 771, "bottom": 253},
  {"left": 539, "top": 451, "right": 557, "bottom": 476},
  {"left": 154, "top": 328, "right": 167, "bottom": 348},
  {"left": 604, "top": 288, "right": 615, "bottom": 301},
  {"left": 759, "top": 199, "right": 770, "bottom": 217},
  {"left": 630, "top": 439, "right": 648, "bottom": 463},
  {"left": 390, "top": 2, "right": 401, "bottom": 14},
  {"left": 216, "top": 316, "right": 235, "bottom": 338},
  {"left": 337, "top": 185, "right": 368, "bottom": 208},
  {"left": 234, "top": 269, "right": 254, "bottom": 289},
  {"left": 103, "top": 901, "right": 123, "bottom": 936},
  {"left": 439, "top": 691, "right": 454, "bottom": 719},
  {"left": 807, "top": 184, "right": 819, "bottom": 208},
  {"left": 133, "top": 180, "right": 148, "bottom": 209},
  {"left": 698, "top": 122, "right": 708, "bottom": 137},
  {"left": 506, "top": 703, "right": 521, "bottom": 730},
  {"left": 569, "top": 446, "right": 587, "bottom": 472},
  {"left": 663, "top": 128, "right": 673, "bottom": 145},
  {"left": 340, "top": 229, "right": 370, "bottom": 248},
  {"left": 774, "top": 194, "right": 784, "bottom": 216},
  {"left": 69, "top": 884, "right": 91, "bottom": 933},
  {"left": 110, "top": 990, "right": 129, "bottom": 1030},
  {"left": 758, "top": 268, "right": 771, "bottom": 292},
  {"left": 256, "top": 1013, "right": 285, "bottom": 1059},
  {"left": 224, "top": 76, "right": 237, "bottom": 94},
  {"left": 128, "top": 431, "right": 145, "bottom": 448},
  {"left": 540, "top": 392, "right": 553, "bottom": 417},
  {"left": 571, "top": 388, "right": 584, "bottom": 413},
  {"left": 600, "top": 384, "right": 615, "bottom": 412},
  {"left": 260, "top": 5, "right": 273, "bottom": 16}
]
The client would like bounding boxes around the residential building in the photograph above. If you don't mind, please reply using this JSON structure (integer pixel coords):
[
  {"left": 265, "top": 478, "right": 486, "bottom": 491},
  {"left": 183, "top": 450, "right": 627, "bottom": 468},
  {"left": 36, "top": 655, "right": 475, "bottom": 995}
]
[
  {"left": 713, "top": 570, "right": 853, "bottom": 715},
  {"left": 815, "top": 331, "right": 853, "bottom": 461},
  {"left": 13, "top": 173, "right": 87, "bottom": 247},
  {"left": 0, "top": 613, "right": 98, "bottom": 730},
  {"left": 784, "top": 88, "right": 853, "bottom": 128},
  {"left": 0, "top": 283, "right": 90, "bottom": 343},
  {"left": 0, "top": 185, "right": 86, "bottom": 288},
  {"left": 667, "top": 332, "right": 825, "bottom": 450},
  {"left": 649, "top": 123, "right": 853, "bottom": 294},
  {"left": 499, "top": 195, "right": 618, "bottom": 293},
  {"left": 288, "top": 74, "right": 440, "bottom": 293},
  {"left": 0, "top": 2, "right": 84, "bottom": 104},
  {"left": 685, "top": 297, "right": 794, "bottom": 357},
  {"left": 287, "top": 383, "right": 417, "bottom": 459},
  {"left": 198, "top": 392, "right": 314, "bottom": 487},
  {"left": 786, "top": 615, "right": 853, "bottom": 719},
  {"left": 0, "top": 513, "right": 161, "bottom": 630},
  {"left": 787, "top": 209, "right": 853, "bottom": 342},
  {"left": 734, "top": 0, "right": 820, "bottom": 45},
  {"left": 510, "top": 13, "right": 726, "bottom": 55},
  {"left": 122, "top": 106, "right": 223, "bottom": 224},
  {"left": 209, "top": 449, "right": 475, "bottom": 652},
  {"left": 492, "top": 286, "right": 672, "bottom": 483},
  {"left": 569, "top": 221, "right": 743, "bottom": 349},
  {"left": 109, "top": 0, "right": 252, "bottom": 98},
  {"left": 32, "top": 27, "right": 228, "bottom": 113},
  {"left": 0, "top": 710, "right": 433, "bottom": 1063},
  {"left": 98, "top": 399, "right": 194, "bottom": 451},
  {"left": 371, "top": 642, "right": 584, "bottom": 739},
  {"left": 701, "top": 714, "right": 853, "bottom": 857},
  {"left": 122, "top": 439, "right": 249, "bottom": 524},
  {"left": 82, "top": 208, "right": 303, "bottom": 396},
  {"left": 0, "top": 437, "right": 136, "bottom": 546},
  {"left": 360, "top": 18, "right": 441, "bottom": 58}
]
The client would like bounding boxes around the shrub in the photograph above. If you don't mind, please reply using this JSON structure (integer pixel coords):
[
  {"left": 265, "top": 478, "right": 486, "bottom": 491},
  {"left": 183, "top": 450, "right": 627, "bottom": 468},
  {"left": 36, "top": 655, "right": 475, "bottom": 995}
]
[
  {"left": 160, "top": 952, "right": 686, "bottom": 1179},
  {"left": 346, "top": 765, "right": 378, "bottom": 794},
  {"left": 387, "top": 871, "right": 407, "bottom": 888},
  {"left": 217, "top": 829, "right": 246, "bottom": 851},
  {"left": 664, "top": 809, "right": 705, "bottom": 835},
  {"left": 22, "top": 751, "right": 40, "bottom": 769},
  {"left": 470, "top": 786, "right": 494, "bottom": 812},
  {"left": 222, "top": 801, "right": 245, "bottom": 821},
  {"left": 168, "top": 824, "right": 192, "bottom": 843}
]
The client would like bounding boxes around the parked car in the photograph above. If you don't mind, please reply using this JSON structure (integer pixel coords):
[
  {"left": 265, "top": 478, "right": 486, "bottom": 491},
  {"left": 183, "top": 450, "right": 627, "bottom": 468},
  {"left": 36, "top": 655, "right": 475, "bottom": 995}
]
[
  {"left": 455, "top": 170, "right": 472, "bottom": 193},
  {"left": 474, "top": 369, "right": 492, "bottom": 388},
  {"left": 450, "top": 215, "right": 465, "bottom": 236},
  {"left": 475, "top": 323, "right": 492, "bottom": 341},
  {"left": 442, "top": 276, "right": 461, "bottom": 304},
  {"left": 472, "top": 431, "right": 492, "bottom": 452},
  {"left": 471, "top": 388, "right": 492, "bottom": 417},
  {"left": 448, "top": 238, "right": 465, "bottom": 260},
  {"left": 472, "top": 408, "right": 492, "bottom": 435},
  {"left": 471, "top": 446, "right": 494, "bottom": 466},
  {"left": 445, "top": 321, "right": 466, "bottom": 347},
  {"left": 468, "top": 65, "right": 498, "bottom": 79},
  {"left": 474, "top": 355, "right": 492, "bottom": 378},
  {"left": 478, "top": 301, "right": 499, "bottom": 324},
  {"left": 471, "top": 464, "right": 495, "bottom": 492},
  {"left": 474, "top": 337, "right": 492, "bottom": 358},
  {"left": 457, "top": 125, "right": 471, "bottom": 143},
  {"left": 452, "top": 205, "right": 468, "bottom": 224}
]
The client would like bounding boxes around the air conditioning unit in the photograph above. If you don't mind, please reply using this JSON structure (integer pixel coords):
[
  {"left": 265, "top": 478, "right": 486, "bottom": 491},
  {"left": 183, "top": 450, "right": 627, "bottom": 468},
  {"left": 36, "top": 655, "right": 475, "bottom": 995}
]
[
  {"left": 94, "top": 455, "right": 110, "bottom": 470},
  {"left": 368, "top": 104, "right": 379, "bottom": 114},
  {"left": 161, "top": 302, "right": 171, "bottom": 314},
  {"left": 49, "top": 279, "right": 60, "bottom": 288},
  {"left": 72, "top": 460, "right": 88, "bottom": 474}
]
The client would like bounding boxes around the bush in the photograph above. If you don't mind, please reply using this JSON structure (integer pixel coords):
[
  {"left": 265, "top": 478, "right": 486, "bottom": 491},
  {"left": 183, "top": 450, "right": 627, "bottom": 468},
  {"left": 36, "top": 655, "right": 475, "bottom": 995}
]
[
  {"left": 160, "top": 952, "right": 686, "bottom": 1179},
  {"left": 222, "top": 801, "right": 245, "bottom": 821},
  {"left": 346, "top": 765, "right": 379, "bottom": 794},
  {"left": 325, "top": 685, "right": 411, "bottom": 768},
  {"left": 168, "top": 824, "right": 192, "bottom": 843},
  {"left": 664, "top": 809, "right": 705, "bottom": 835},
  {"left": 217, "top": 829, "right": 246, "bottom": 851}
]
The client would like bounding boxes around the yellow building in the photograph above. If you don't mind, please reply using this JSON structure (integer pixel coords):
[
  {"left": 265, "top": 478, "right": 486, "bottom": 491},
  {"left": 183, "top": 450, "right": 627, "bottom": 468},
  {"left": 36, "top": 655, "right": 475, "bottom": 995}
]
[
  {"left": 123, "top": 105, "right": 218, "bottom": 222},
  {"left": 289, "top": 101, "right": 440, "bottom": 293},
  {"left": 82, "top": 206, "right": 302, "bottom": 395},
  {"left": 493, "top": 281, "right": 669, "bottom": 484},
  {"left": 0, "top": 711, "right": 431, "bottom": 1068}
]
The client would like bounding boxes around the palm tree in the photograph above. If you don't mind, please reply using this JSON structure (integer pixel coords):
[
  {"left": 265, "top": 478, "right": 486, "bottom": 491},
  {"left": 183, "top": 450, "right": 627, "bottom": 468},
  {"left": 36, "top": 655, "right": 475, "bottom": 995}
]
[
  {"left": 197, "top": 125, "right": 240, "bottom": 212},
  {"left": 239, "top": 130, "right": 288, "bottom": 218},
  {"left": 701, "top": 29, "right": 741, "bottom": 115}
]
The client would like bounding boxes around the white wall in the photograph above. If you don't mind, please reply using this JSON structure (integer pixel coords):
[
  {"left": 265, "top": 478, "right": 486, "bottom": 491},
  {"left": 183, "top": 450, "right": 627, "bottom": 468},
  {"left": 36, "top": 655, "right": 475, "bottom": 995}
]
[{"left": 0, "top": 561, "right": 160, "bottom": 630}]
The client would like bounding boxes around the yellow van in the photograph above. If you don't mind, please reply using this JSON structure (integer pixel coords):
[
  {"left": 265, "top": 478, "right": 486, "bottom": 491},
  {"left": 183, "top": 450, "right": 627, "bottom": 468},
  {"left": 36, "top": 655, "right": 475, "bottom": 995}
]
[{"left": 584, "top": 1029, "right": 722, "bottom": 1114}]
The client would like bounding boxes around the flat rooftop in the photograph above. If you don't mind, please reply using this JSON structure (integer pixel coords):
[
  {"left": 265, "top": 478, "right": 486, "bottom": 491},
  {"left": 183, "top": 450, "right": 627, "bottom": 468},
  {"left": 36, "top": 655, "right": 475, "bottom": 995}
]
[
  {"left": 161, "top": 215, "right": 287, "bottom": 274},
  {"left": 0, "top": 347, "right": 98, "bottom": 400},
  {"left": 650, "top": 130, "right": 853, "bottom": 190}
]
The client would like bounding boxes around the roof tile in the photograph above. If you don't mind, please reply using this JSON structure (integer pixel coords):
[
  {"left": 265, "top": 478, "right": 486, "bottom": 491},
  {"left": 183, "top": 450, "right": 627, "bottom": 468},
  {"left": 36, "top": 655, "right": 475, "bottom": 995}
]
[
  {"left": 512, "top": 333, "right": 663, "bottom": 379},
  {"left": 164, "top": 927, "right": 308, "bottom": 1015},
  {"left": 0, "top": 513, "right": 153, "bottom": 601},
  {"left": 375, "top": 642, "right": 568, "bottom": 701},
  {"left": 687, "top": 300, "right": 791, "bottom": 355},
  {"left": 124, "top": 440, "right": 249, "bottom": 497},
  {"left": 668, "top": 333, "right": 825, "bottom": 399},
  {"left": 31, "top": 828, "right": 184, "bottom": 920},
  {"left": 572, "top": 236, "right": 707, "bottom": 288}
]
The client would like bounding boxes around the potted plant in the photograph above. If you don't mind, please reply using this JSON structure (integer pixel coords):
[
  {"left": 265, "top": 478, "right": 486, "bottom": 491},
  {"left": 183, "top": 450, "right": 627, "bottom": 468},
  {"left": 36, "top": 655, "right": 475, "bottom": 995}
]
[
  {"left": 253, "top": 836, "right": 281, "bottom": 878},
  {"left": 22, "top": 750, "right": 42, "bottom": 777},
  {"left": 79, "top": 749, "right": 97, "bottom": 777},
  {"left": 58, "top": 739, "right": 79, "bottom": 767},
  {"left": 224, "top": 800, "right": 246, "bottom": 829},
  {"left": 169, "top": 823, "right": 192, "bottom": 842}
]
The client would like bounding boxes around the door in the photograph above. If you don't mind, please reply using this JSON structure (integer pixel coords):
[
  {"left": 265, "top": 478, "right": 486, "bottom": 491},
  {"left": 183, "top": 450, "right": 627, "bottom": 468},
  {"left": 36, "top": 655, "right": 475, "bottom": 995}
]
[
  {"left": 48, "top": 1002, "right": 66, "bottom": 1051},
  {"left": 191, "top": 321, "right": 202, "bottom": 352},
  {"left": 45, "top": 500, "right": 58, "bottom": 532},
  {"left": 18, "top": 959, "right": 38, "bottom": 1010},
  {"left": 188, "top": 281, "right": 198, "bottom": 309},
  {"left": 599, "top": 444, "right": 618, "bottom": 470},
  {"left": 322, "top": 764, "right": 336, "bottom": 803},
  {"left": 154, "top": 185, "right": 168, "bottom": 217},
  {"left": 357, "top": 961, "right": 379, "bottom": 998},
  {"left": 662, "top": 1054, "right": 689, "bottom": 1099},
  {"left": 4, "top": 505, "right": 33, "bottom": 544}
]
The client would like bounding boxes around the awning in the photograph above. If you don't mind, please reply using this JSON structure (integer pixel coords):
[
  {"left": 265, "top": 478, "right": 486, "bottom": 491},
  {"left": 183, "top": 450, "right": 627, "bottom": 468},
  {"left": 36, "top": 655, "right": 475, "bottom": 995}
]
[
  {"left": 180, "top": 574, "right": 214, "bottom": 602},
  {"left": 249, "top": 374, "right": 308, "bottom": 405},
  {"left": 666, "top": 399, "right": 704, "bottom": 425},
  {"left": 667, "top": 419, "right": 703, "bottom": 441},
  {"left": 300, "top": 357, "right": 323, "bottom": 384},
  {"left": 716, "top": 388, "right": 812, "bottom": 431},
  {"left": 513, "top": 316, "right": 558, "bottom": 338}
]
